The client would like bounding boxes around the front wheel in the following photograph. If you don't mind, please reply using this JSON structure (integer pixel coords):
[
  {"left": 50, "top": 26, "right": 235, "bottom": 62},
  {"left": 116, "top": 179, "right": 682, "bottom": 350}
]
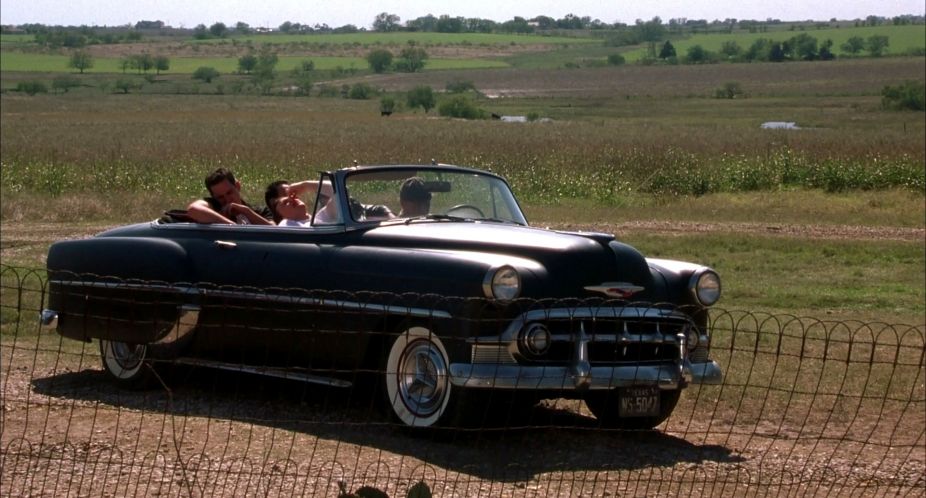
[
  {"left": 99, "top": 339, "right": 156, "bottom": 389},
  {"left": 384, "top": 327, "right": 454, "bottom": 428},
  {"left": 586, "top": 388, "right": 681, "bottom": 430}
]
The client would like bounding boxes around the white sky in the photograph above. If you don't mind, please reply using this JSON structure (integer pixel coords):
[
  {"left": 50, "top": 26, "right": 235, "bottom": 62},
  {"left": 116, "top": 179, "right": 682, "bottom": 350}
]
[{"left": 1, "top": 0, "right": 923, "bottom": 29}]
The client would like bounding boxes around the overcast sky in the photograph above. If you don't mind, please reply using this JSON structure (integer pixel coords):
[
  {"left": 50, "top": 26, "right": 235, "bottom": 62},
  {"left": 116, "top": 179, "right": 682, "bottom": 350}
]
[{"left": 1, "top": 0, "right": 923, "bottom": 29}]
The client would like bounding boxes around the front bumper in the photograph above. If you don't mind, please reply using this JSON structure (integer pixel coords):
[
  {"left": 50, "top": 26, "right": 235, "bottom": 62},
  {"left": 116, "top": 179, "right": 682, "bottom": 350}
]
[{"left": 449, "top": 360, "right": 723, "bottom": 390}]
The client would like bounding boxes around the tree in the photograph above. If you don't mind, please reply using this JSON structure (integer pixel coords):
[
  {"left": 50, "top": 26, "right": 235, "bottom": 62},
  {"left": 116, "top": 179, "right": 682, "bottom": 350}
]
[
  {"left": 881, "top": 81, "right": 925, "bottom": 111},
  {"left": 154, "top": 56, "right": 170, "bottom": 75},
  {"left": 658, "top": 41, "right": 676, "bottom": 59},
  {"left": 192, "top": 66, "right": 220, "bottom": 83},
  {"left": 254, "top": 49, "right": 278, "bottom": 79},
  {"left": 407, "top": 85, "right": 435, "bottom": 113},
  {"left": 113, "top": 78, "right": 141, "bottom": 94},
  {"left": 818, "top": 39, "right": 835, "bottom": 60},
  {"left": 366, "top": 49, "right": 393, "bottom": 73},
  {"left": 193, "top": 24, "right": 209, "bottom": 39},
  {"left": 373, "top": 12, "right": 401, "bottom": 32},
  {"left": 68, "top": 50, "right": 93, "bottom": 74},
  {"left": 634, "top": 17, "right": 666, "bottom": 58},
  {"left": 394, "top": 47, "right": 428, "bottom": 72},
  {"left": 841, "top": 36, "right": 865, "bottom": 54},
  {"left": 235, "top": 22, "right": 251, "bottom": 34},
  {"left": 238, "top": 54, "right": 257, "bottom": 74},
  {"left": 720, "top": 40, "right": 742, "bottom": 59},
  {"left": 789, "top": 33, "right": 818, "bottom": 60},
  {"left": 866, "top": 35, "right": 889, "bottom": 57},
  {"left": 130, "top": 53, "right": 154, "bottom": 73},
  {"left": 685, "top": 44, "right": 710, "bottom": 63},
  {"left": 348, "top": 82, "right": 375, "bottom": 99},
  {"left": 209, "top": 22, "right": 228, "bottom": 38}
]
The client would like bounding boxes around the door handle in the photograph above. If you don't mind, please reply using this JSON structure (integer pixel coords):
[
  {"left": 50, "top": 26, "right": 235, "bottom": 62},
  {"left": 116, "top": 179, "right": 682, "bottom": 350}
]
[{"left": 214, "top": 240, "right": 237, "bottom": 250}]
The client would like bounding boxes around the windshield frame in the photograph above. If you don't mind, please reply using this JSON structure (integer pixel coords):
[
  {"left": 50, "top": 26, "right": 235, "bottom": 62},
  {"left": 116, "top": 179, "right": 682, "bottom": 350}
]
[{"left": 319, "top": 164, "right": 529, "bottom": 230}]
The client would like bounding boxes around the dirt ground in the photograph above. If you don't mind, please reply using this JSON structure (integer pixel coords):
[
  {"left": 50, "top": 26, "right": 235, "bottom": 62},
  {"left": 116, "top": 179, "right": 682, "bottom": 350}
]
[{"left": 1, "top": 221, "right": 924, "bottom": 496}]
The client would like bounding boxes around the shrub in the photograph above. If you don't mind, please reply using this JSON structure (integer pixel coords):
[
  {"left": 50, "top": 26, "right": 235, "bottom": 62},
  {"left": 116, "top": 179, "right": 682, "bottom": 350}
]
[
  {"left": 407, "top": 85, "right": 436, "bottom": 113},
  {"left": 366, "top": 49, "right": 393, "bottom": 73},
  {"left": 316, "top": 84, "right": 339, "bottom": 97},
  {"left": 445, "top": 79, "right": 476, "bottom": 93},
  {"left": 113, "top": 78, "right": 142, "bottom": 94},
  {"left": 438, "top": 95, "right": 485, "bottom": 119},
  {"left": 16, "top": 81, "right": 48, "bottom": 95},
  {"left": 714, "top": 82, "right": 744, "bottom": 99},
  {"left": 51, "top": 76, "right": 80, "bottom": 93},
  {"left": 348, "top": 82, "right": 375, "bottom": 99},
  {"left": 380, "top": 96, "right": 396, "bottom": 115},
  {"left": 881, "top": 81, "right": 925, "bottom": 111}
]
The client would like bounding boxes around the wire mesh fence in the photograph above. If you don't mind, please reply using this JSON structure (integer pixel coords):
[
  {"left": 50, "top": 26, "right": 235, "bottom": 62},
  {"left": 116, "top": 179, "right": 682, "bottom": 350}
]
[{"left": 1, "top": 265, "right": 924, "bottom": 497}]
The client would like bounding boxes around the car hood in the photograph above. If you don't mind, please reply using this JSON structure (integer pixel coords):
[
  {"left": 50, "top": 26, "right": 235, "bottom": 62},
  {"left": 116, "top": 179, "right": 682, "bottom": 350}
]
[{"left": 359, "top": 221, "right": 656, "bottom": 299}]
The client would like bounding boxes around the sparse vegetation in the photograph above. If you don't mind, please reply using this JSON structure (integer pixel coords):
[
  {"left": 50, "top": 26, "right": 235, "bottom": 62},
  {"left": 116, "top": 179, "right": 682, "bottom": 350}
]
[{"left": 881, "top": 80, "right": 925, "bottom": 110}]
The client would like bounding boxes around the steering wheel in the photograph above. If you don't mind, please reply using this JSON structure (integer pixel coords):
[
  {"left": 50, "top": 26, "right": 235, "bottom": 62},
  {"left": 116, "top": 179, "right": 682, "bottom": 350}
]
[{"left": 445, "top": 204, "right": 485, "bottom": 218}]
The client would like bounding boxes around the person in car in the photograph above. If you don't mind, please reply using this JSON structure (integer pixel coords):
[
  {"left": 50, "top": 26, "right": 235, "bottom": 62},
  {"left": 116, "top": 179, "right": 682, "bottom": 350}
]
[
  {"left": 398, "top": 177, "right": 431, "bottom": 217},
  {"left": 265, "top": 179, "right": 339, "bottom": 226},
  {"left": 187, "top": 168, "right": 273, "bottom": 225}
]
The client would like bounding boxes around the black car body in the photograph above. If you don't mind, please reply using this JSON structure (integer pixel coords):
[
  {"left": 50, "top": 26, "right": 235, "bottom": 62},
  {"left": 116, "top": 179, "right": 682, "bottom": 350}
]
[{"left": 43, "top": 164, "right": 723, "bottom": 428}]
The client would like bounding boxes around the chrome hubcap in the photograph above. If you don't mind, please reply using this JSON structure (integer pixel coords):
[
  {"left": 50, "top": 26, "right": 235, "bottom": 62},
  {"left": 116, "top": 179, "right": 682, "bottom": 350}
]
[{"left": 398, "top": 340, "right": 447, "bottom": 417}]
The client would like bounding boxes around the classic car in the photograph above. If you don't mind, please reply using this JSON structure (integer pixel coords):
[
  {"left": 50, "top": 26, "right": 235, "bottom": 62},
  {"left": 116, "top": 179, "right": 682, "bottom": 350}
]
[{"left": 41, "top": 164, "right": 723, "bottom": 428}]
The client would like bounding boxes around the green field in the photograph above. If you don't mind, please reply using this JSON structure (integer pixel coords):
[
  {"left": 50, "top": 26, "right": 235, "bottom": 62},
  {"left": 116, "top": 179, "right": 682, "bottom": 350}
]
[{"left": 189, "top": 31, "right": 599, "bottom": 46}]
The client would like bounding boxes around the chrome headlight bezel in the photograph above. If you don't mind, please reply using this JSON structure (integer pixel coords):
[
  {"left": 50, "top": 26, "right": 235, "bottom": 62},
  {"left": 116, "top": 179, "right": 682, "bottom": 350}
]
[
  {"left": 483, "top": 265, "right": 521, "bottom": 301},
  {"left": 688, "top": 269, "right": 721, "bottom": 307}
]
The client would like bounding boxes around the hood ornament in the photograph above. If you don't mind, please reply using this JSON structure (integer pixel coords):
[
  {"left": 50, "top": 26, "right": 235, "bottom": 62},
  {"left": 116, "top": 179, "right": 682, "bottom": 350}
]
[{"left": 584, "top": 282, "right": 645, "bottom": 299}]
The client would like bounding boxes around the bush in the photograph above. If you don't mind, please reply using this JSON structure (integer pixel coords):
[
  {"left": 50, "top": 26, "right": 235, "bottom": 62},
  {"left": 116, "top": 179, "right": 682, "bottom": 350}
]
[
  {"left": 407, "top": 85, "right": 435, "bottom": 113},
  {"left": 16, "top": 81, "right": 48, "bottom": 95},
  {"left": 714, "top": 82, "right": 744, "bottom": 99},
  {"left": 608, "top": 54, "right": 627, "bottom": 66},
  {"left": 380, "top": 96, "right": 396, "bottom": 115},
  {"left": 438, "top": 95, "right": 485, "bottom": 119},
  {"left": 348, "top": 82, "right": 375, "bottom": 99},
  {"left": 881, "top": 81, "right": 925, "bottom": 111},
  {"left": 316, "top": 84, "right": 339, "bottom": 97},
  {"left": 51, "top": 76, "right": 80, "bottom": 93},
  {"left": 445, "top": 79, "right": 476, "bottom": 93}
]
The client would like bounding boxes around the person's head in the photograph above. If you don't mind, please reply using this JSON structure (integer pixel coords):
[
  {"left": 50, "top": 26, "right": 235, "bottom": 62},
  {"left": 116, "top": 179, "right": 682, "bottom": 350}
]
[
  {"left": 399, "top": 177, "right": 431, "bottom": 217},
  {"left": 264, "top": 180, "right": 289, "bottom": 223},
  {"left": 205, "top": 168, "right": 243, "bottom": 207}
]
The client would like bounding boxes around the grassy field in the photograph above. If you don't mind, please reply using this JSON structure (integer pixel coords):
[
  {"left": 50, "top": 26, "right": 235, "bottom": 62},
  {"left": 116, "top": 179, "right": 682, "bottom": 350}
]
[
  {"left": 0, "top": 52, "right": 510, "bottom": 74},
  {"left": 189, "top": 31, "right": 600, "bottom": 46},
  {"left": 1, "top": 37, "right": 923, "bottom": 325}
]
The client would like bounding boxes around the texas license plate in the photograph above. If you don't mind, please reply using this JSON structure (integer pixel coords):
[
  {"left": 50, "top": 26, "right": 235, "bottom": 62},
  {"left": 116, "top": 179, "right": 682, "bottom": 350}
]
[{"left": 619, "top": 387, "right": 660, "bottom": 417}]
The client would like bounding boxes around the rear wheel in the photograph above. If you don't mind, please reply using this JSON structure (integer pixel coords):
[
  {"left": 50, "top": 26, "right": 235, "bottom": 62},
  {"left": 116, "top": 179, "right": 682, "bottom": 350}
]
[
  {"left": 586, "top": 389, "right": 681, "bottom": 430},
  {"left": 99, "top": 339, "right": 156, "bottom": 389},
  {"left": 384, "top": 326, "right": 454, "bottom": 428}
]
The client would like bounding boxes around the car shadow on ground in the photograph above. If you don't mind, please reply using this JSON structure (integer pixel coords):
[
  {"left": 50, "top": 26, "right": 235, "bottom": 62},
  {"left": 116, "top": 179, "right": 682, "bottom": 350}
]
[{"left": 31, "top": 367, "right": 744, "bottom": 481}]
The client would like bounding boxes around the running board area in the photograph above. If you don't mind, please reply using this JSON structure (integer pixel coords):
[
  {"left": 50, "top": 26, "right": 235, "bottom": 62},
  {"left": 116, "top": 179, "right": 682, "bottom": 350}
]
[{"left": 173, "top": 357, "right": 352, "bottom": 388}]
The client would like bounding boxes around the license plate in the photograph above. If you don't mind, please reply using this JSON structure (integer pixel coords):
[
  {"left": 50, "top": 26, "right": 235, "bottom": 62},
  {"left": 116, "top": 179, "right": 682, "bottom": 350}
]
[{"left": 619, "top": 387, "right": 660, "bottom": 417}]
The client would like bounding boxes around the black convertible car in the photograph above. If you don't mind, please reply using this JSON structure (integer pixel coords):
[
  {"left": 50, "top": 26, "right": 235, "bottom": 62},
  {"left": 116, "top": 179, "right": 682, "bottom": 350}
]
[{"left": 42, "top": 164, "right": 723, "bottom": 428}]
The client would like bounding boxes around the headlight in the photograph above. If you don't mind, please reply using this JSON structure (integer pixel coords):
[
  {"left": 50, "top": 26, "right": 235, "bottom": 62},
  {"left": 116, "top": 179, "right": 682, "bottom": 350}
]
[
  {"left": 689, "top": 269, "right": 721, "bottom": 306},
  {"left": 483, "top": 265, "right": 521, "bottom": 300}
]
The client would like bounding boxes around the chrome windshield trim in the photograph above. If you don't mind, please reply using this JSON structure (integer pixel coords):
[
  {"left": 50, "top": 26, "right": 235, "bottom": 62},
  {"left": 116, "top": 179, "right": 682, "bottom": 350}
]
[{"left": 47, "top": 279, "right": 452, "bottom": 319}]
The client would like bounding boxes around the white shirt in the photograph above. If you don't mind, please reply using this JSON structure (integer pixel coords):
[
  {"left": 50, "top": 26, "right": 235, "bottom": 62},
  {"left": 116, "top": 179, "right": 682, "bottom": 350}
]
[{"left": 278, "top": 218, "right": 312, "bottom": 227}]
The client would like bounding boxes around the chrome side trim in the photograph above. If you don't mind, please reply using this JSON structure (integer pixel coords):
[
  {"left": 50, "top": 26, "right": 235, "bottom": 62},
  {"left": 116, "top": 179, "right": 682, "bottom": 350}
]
[
  {"left": 449, "top": 362, "right": 688, "bottom": 390},
  {"left": 40, "top": 309, "right": 58, "bottom": 330},
  {"left": 173, "top": 357, "right": 352, "bottom": 388},
  {"left": 47, "top": 280, "right": 452, "bottom": 319}
]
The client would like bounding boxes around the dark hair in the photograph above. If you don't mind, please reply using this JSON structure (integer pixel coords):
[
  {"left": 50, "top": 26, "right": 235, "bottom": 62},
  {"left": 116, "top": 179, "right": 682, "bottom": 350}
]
[
  {"left": 264, "top": 180, "right": 289, "bottom": 223},
  {"left": 205, "top": 168, "right": 237, "bottom": 192},
  {"left": 400, "top": 177, "right": 431, "bottom": 203}
]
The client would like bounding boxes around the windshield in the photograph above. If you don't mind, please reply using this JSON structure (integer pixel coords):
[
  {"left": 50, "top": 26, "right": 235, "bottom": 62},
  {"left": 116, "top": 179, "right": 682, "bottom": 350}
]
[{"left": 343, "top": 168, "right": 527, "bottom": 225}]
